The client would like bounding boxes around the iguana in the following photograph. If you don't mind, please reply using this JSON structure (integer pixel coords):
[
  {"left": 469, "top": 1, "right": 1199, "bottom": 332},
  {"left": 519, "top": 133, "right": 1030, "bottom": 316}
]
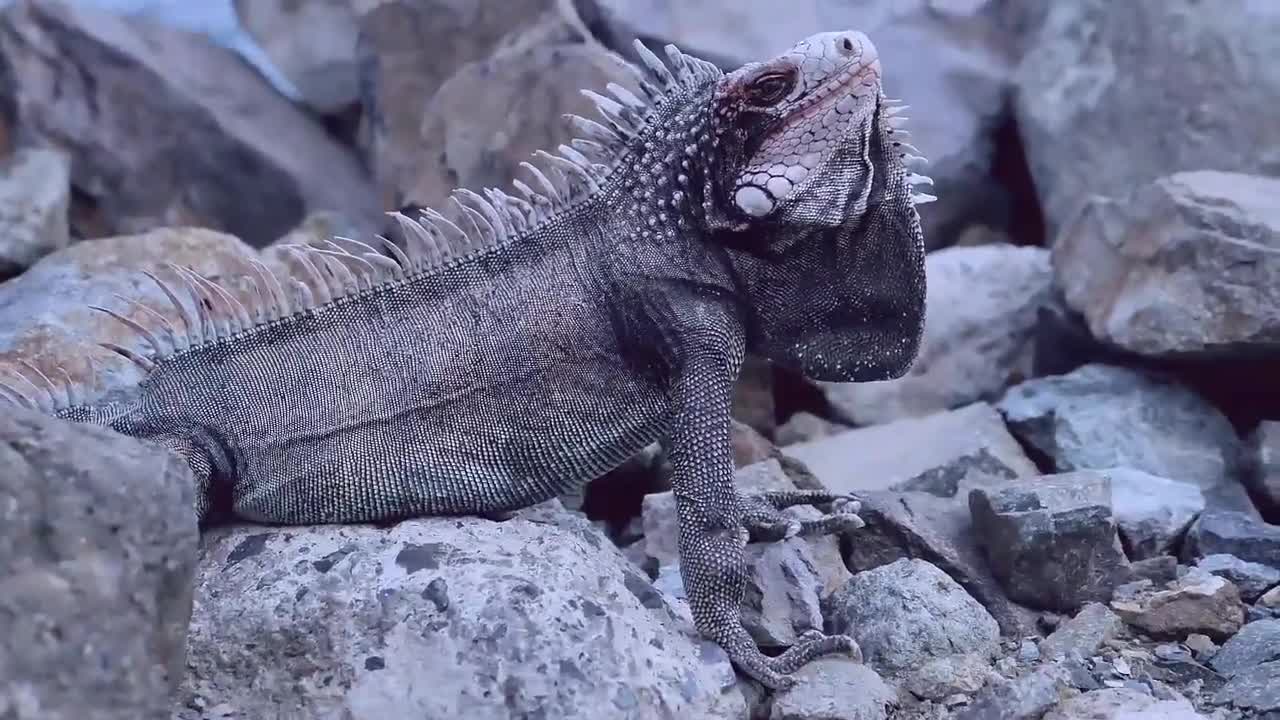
[{"left": 0, "top": 31, "right": 931, "bottom": 689}]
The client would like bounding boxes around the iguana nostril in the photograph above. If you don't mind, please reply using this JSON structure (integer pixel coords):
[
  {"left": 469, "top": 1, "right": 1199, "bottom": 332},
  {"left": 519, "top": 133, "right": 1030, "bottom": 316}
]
[{"left": 839, "top": 36, "right": 855, "bottom": 55}]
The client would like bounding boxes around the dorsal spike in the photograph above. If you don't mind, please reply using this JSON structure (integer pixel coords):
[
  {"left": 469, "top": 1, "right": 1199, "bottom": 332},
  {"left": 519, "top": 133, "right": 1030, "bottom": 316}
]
[
  {"left": 564, "top": 113, "right": 623, "bottom": 147},
  {"left": 0, "top": 376, "right": 35, "bottom": 408},
  {"left": 165, "top": 263, "right": 212, "bottom": 342},
  {"left": 450, "top": 196, "right": 491, "bottom": 248},
  {"left": 664, "top": 44, "right": 695, "bottom": 86},
  {"left": 203, "top": 275, "right": 255, "bottom": 331},
  {"left": 53, "top": 366, "right": 77, "bottom": 408},
  {"left": 88, "top": 305, "right": 164, "bottom": 355},
  {"left": 606, "top": 81, "right": 646, "bottom": 110},
  {"left": 519, "top": 161, "right": 563, "bottom": 203},
  {"left": 100, "top": 342, "right": 156, "bottom": 373},
  {"left": 362, "top": 252, "right": 403, "bottom": 275},
  {"left": 141, "top": 270, "right": 195, "bottom": 351},
  {"left": 421, "top": 208, "right": 470, "bottom": 248},
  {"left": 537, "top": 150, "right": 599, "bottom": 194},
  {"left": 285, "top": 246, "right": 334, "bottom": 306},
  {"left": 633, "top": 39, "right": 677, "bottom": 89},
  {"left": 247, "top": 260, "right": 290, "bottom": 321},
  {"left": 290, "top": 278, "right": 315, "bottom": 311},
  {"left": 173, "top": 267, "right": 232, "bottom": 340},
  {"left": 455, "top": 189, "right": 507, "bottom": 243},
  {"left": 112, "top": 294, "right": 180, "bottom": 353},
  {"left": 374, "top": 232, "right": 414, "bottom": 273}
]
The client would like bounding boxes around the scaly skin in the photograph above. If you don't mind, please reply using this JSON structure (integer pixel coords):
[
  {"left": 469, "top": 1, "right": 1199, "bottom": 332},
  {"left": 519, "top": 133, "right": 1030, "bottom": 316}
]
[{"left": 1, "top": 31, "right": 930, "bottom": 689}]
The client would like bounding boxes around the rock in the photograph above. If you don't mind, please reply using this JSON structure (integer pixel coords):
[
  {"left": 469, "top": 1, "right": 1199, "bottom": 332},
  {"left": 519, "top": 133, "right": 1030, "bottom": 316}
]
[
  {"left": 356, "top": 0, "right": 591, "bottom": 207},
  {"left": 775, "top": 412, "right": 848, "bottom": 447},
  {"left": 1196, "top": 554, "right": 1280, "bottom": 604},
  {"left": 786, "top": 402, "right": 1038, "bottom": 496},
  {"left": 1183, "top": 511, "right": 1280, "bottom": 569},
  {"left": 956, "top": 665, "right": 1068, "bottom": 720},
  {"left": 0, "top": 227, "right": 275, "bottom": 400},
  {"left": 821, "top": 245, "right": 1054, "bottom": 425},
  {"left": 233, "top": 0, "right": 360, "bottom": 113},
  {"left": 730, "top": 418, "right": 775, "bottom": 468},
  {"left": 1053, "top": 171, "right": 1280, "bottom": 358},
  {"left": 1209, "top": 618, "right": 1280, "bottom": 677},
  {"left": 1111, "top": 567, "right": 1244, "bottom": 641},
  {"left": 0, "top": 407, "right": 198, "bottom": 720},
  {"left": 1043, "top": 687, "right": 1208, "bottom": 720},
  {"left": 1126, "top": 556, "right": 1178, "bottom": 586},
  {"left": 823, "top": 559, "right": 1000, "bottom": 677},
  {"left": 903, "top": 653, "right": 996, "bottom": 702},
  {"left": 1262, "top": 585, "right": 1280, "bottom": 609},
  {"left": 1247, "top": 421, "right": 1280, "bottom": 518},
  {"left": 969, "top": 470, "right": 1130, "bottom": 612},
  {"left": 593, "top": 0, "right": 1016, "bottom": 245},
  {"left": 997, "top": 364, "right": 1251, "bottom": 512},
  {"left": 0, "top": 0, "right": 377, "bottom": 246},
  {"left": 0, "top": 147, "right": 70, "bottom": 279},
  {"left": 1106, "top": 468, "right": 1205, "bottom": 560},
  {"left": 786, "top": 402, "right": 1041, "bottom": 634},
  {"left": 178, "top": 508, "right": 747, "bottom": 720},
  {"left": 1014, "top": 1, "right": 1280, "bottom": 238},
  {"left": 1211, "top": 660, "right": 1280, "bottom": 715},
  {"left": 770, "top": 659, "right": 893, "bottom": 720},
  {"left": 1039, "top": 603, "right": 1124, "bottom": 661}
]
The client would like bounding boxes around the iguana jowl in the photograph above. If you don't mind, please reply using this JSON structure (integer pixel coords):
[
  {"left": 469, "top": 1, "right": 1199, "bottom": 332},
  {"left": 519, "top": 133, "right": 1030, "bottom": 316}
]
[{"left": 2, "top": 31, "right": 931, "bottom": 688}]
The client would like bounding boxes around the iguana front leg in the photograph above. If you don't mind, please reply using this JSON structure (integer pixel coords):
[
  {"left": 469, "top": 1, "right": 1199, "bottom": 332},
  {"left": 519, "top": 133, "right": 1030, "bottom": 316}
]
[{"left": 668, "top": 352, "right": 856, "bottom": 689}]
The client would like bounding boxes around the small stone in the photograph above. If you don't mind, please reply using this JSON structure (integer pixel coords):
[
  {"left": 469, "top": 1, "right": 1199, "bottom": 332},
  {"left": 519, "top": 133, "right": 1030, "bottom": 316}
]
[
  {"left": 1127, "top": 556, "right": 1178, "bottom": 585},
  {"left": 824, "top": 559, "right": 1000, "bottom": 676},
  {"left": 1041, "top": 603, "right": 1124, "bottom": 661},
  {"left": 970, "top": 471, "right": 1130, "bottom": 611},
  {"left": 1111, "top": 568, "right": 1244, "bottom": 641},
  {"left": 1261, "top": 585, "right": 1280, "bottom": 608},
  {"left": 1154, "top": 644, "right": 1193, "bottom": 664},
  {"left": 1208, "top": 618, "right": 1280, "bottom": 677},
  {"left": 1018, "top": 639, "right": 1040, "bottom": 663},
  {"left": 770, "top": 659, "right": 895, "bottom": 720},
  {"left": 1184, "top": 633, "right": 1217, "bottom": 661},
  {"left": 1183, "top": 511, "right": 1280, "bottom": 568},
  {"left": 1112, "top": 656, "right": 1131, "bottom": 677},
  {"left": 1195, "top": 554, "right": 1280, "bottom": 603},
  {"left": 942, "top": 693, "right": 971, "bottom": 707}
]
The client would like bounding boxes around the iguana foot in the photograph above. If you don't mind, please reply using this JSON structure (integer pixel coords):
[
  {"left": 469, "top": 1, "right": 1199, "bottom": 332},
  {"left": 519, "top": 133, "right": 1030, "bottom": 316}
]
[
  {"left": 716, "top": 625, "right": 859, "bottom": 690},
  {"left": 739, "top": 490, "right": 864, "bottom": 542}
]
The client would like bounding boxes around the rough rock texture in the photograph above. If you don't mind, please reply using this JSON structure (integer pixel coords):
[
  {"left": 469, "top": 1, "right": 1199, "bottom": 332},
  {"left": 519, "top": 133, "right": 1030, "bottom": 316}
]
[
  {"left": 1211, "top": 660, "right": 1280, "bottom": 715},
  {"left": 0, "top": 407, "right": 199, "bottom": 720},
  {"left": 0, "top": 0, "right": 376, "bottom": 245},
  {"left": 1042, "top": 687, "right": 1208, "bottom": 720},
  {"left": 1039, "top": 603, "right": 1123, "bottom": 661},
  {"left": 769, "top": 659, "right": 894, "bottom": 720},
  {"left": 592, "top": 0, "right": 1016, "bottom": 245},
  {"left": 997, "top": 364, "right": 1251, "bottom": 511},
  {"left": 1053, "top": 171, "right": 1280, "bottom": 358},
  {"left": 0, "top": 227, "right": 280, "bottom": 400},
  {"left": 1014, "top": 0, "right": 1280, "bottom": 237},
  {"left": 786, "top": 402, "right": 1042, "bottom": 635},
  {"left": 1106, "top": 468, "right": 1205, "bottom": 560},
  {"left": 1196, "top": 554, "right": 1280, "bottom": 604},
  {"left": 1111, "top": 568, "right": 1244, "bottom": 641},
  {"left": 822, "top": 245, "right": 1054, "bottom": 426},
  {"left": 177, "top": 508, "right": 747, "bottom": 720},
  {"left": 1182, "top": 511, "right": 1280, "bottom": 569},
  {"left": 901, "top": 653, "right": 995, "bottom": 702},
  {"left": 233, "top": 0, "right": 361, "bottom": 113},
  {"left": 956, "top": 665, "right": 1068, "bottom": 720},
  {"left": 823, "top": 559, "right": 1000, "bottom": 677},
  {"left": 356, "top": 0, "right": 592, "bottom": 207},
  {"left": 970, "top": 471, "right": 1129, "bottom": 612},
  {"left": 1209, "top": 618, "right": 1280, "bottom": 677},
  {"left": 0, "top": 147, "right": 69, "bottom": 279},
  {"left": 1248, "top": 420, "right": 1280, "bottom": 518}
]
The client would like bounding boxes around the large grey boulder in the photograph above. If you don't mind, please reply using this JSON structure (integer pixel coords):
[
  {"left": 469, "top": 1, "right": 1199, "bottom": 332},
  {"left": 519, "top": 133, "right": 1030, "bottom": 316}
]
[
  {"left": 0, "top": 148, "right": 70, "bottom": 280},
  {"left": 0, "top": 407, "right": 199, "bottom": 720}
]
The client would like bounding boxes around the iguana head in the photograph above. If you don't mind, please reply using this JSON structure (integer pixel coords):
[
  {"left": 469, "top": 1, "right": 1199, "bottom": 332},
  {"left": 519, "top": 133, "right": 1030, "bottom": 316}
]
[{"left": 703, "top": 31, "right": 930, "bottom": 382}]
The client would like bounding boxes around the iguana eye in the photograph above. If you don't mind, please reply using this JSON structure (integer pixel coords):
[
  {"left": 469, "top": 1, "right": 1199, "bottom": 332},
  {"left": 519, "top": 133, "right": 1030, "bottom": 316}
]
[{"left": 748, "top": 71, "right": 795, "bottom": 106}]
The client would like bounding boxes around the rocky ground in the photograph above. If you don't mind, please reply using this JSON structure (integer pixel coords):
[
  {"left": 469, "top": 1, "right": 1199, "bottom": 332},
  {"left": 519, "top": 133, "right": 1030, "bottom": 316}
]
[{"left": 1, "top": 1, "right": 1278, "bottom": 719}]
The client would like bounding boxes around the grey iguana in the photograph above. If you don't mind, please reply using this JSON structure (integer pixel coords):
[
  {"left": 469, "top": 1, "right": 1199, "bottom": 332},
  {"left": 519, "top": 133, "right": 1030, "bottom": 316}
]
[{"left": 0, "top": 30, "right": 932, "bottom": 689}]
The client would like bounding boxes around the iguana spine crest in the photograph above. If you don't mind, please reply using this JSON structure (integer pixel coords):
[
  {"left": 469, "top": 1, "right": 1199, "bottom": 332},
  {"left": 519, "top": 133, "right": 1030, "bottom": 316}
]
[{"left": 0, "top": 40, "right": 724, "bottom": 415}]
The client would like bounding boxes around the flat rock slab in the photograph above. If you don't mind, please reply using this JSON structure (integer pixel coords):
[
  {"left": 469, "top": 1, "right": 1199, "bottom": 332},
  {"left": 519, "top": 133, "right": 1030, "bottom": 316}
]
[
  {"left": 822, "top": 244, "right": 1053, "bottom": 426},
  {"left": 0, "top": 148, "right": 70, "bottom": 279},
  {"left": 1211, "top": 659, "right": 1280, "bottom": 715},
  {"left": 1042, "top": 687, "right": 1209, "bottom": 720},
  {"left": 1014, "top": 0, "right": 1280, "bottom": 237},
  {"left": 1054, "top": 170, "right": 1280, "bottom": 358},
  {"left": 970, "top": 471, "right": 1129, "bottom": 612},
  {"left": 997, "top": 363, "right": 1250, "bottom": 511},
  {"left": 1209, "top": 618, "right": 1280, "bottom": 677},
  {"left": 823, "top": 559, "right": 999, "bottom": 678},
  {"left": 0, "top": 407, "right": 198, "bottom": 720},
  {"left": 769, "top": 659, "right": 894, "bottom": 720},
  {"left": 178, "top": 509, "right": 747, "bottom": 720}
]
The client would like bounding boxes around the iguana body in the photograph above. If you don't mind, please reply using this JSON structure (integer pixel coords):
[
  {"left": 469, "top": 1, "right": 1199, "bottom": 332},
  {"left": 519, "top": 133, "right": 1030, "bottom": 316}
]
[{"left": 1, "top": 32, "right": 930, "bottom": 689}]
